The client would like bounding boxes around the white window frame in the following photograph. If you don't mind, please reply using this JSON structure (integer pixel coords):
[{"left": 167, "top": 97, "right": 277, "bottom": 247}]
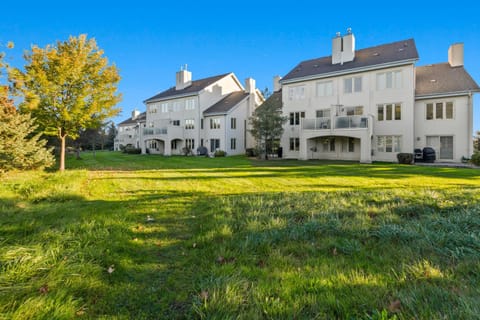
[
  {"left": 376, "top": 70, "right": 402, "bottom": 90},
  {"left": 185, "top": 119, "right": 195, "bottom": 130},
  {"left": 288, "top": 85, "right": 305, "bottom": 100},
  {"left": 185, "top": 98, "right": 196, "bottom": 110},
  {"left": 344, "top": 76, "right": 362, "bottom": 94},
  {"left": 316, "top": 81, "right": 333, "bottom": 97},
  {"left": 426, "top": 101, "right": 454, "bottom": 120},
  {"left": 377, "top": 135, "right": 401, "bottom": 153}
]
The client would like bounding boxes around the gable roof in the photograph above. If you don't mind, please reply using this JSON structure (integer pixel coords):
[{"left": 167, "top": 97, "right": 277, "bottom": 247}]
[
  {"left": 415, "top": 63, "right": 480, "bottom": 97},
  {"left": 256, "top": 89, "right": 282, "bottom": 112},
  {"left": 282, "top": 39, "right": 419, "bottom": 83},
  {"left": 203, "top": 91, "right": 249, "bottom": 116},
  {"left": 118, "top": 112, "right": 146, "bottom": 126},
  {"left": 144, "top": 73, "right": 231, "bottom": 103}
]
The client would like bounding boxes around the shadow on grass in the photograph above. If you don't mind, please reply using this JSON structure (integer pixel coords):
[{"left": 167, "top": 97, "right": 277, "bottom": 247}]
[{"left": 1, "top": 185, "right": 480, "bottom": 319}]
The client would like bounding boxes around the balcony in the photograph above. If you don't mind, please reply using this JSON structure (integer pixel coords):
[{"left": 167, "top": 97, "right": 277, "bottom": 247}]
[
  {"left": 302, "top": 116, "right": 368, "bottom": 131},
  {"left": 144, "top": 128, "right": 168, "bottom": 135}
]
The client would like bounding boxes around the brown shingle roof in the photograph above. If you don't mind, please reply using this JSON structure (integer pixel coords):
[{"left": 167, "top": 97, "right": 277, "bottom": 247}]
[
  {"left": 144, "top": 73, "right": 231, "bottom": 103},
  {"left": 282, "top": 39, "right": 418, "bottom": 82},
  {"left": 203, "top": 91, "right": 249, "bottom": 116},
  {"left": 415, "top": 63, "right": 480, "bottom": 97}
]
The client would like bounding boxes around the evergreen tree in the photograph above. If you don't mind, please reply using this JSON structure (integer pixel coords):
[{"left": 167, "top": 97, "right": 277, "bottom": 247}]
[
  {"left": 249, "top": 90, "right": 287, "bottom": 159},
  {"left": 0, "top": 87, "right": 54, "bottom": 172}
]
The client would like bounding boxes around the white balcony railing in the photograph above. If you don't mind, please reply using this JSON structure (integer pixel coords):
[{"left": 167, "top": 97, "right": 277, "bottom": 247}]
[
  {"left": 303, "top": 116, "right": 368, "bottom": 131},
  {"left": 143, "top": 128, "right": 168, "bottom": 135}
]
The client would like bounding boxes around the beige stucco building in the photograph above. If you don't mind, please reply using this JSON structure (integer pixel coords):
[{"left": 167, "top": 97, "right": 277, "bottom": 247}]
[
  {"left": 141, "top": 69, "right": 264, "bottom": 156},
  {"left": 278, "top": 29, "right": 479, "bottom": 163}
]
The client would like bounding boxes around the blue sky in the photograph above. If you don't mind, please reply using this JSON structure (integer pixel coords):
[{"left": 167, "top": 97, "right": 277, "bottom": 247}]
[{"left": 2, "top": 0, "right": 480, "bottom": 132}]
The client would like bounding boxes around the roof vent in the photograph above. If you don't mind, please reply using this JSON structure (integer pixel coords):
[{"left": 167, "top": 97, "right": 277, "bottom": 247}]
[
  {"left": 430, "top": 79, "right": 437, "bottom": 83},
  {"left": 373, "top": 52, "right": 379, "bottom": 56},
  {"left": 398, "top": 48, "right": 405, "bottom": 52},
  {"left": 313, "top": 64, "right": 319, "bottom": 68}
]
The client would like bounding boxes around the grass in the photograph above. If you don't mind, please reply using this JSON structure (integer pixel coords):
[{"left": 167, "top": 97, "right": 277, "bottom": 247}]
[{"left": 1, "top": 151, "right": 480, "bottom": 319}]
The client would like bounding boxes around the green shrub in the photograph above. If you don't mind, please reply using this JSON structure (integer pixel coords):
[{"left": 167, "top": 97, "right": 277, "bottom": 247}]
[
  {"left": 471, "top": 152, "right": 480, "bottom": 166},
  {"left": 123, "top": 146, "right": 141, "bottom": 154},
  {"left": 397, "top": 153, "right": 413, "bottom": 164},
  {"left": 214, "top": 150, "right": 226, "bottom": 157}
]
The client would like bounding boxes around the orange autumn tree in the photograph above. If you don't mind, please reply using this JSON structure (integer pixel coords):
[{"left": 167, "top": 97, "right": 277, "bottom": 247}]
[{"left": 11, "top": 35, "right": 121, "bottom": 171}]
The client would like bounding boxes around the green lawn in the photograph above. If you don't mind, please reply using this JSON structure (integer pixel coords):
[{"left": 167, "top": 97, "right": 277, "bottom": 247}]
[{"left": 1, "top": 152, "right": 480, "bottom": 319}]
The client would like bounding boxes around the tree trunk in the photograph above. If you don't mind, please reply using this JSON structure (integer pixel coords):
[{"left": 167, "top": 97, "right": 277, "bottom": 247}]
[{"left": 59, "top": 134, "right": 66, "bottom": 171}]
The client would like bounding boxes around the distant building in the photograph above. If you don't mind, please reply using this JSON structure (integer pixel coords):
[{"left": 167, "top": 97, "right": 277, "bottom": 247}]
[
  {"left": 114, "top": 110, "right": 146, "bottom": 151},
  {"left": 141, "top": 68, "right": 264, "bottom": 155},
  {"left": 278, "top": 29, "right": 479, "bottom": 162}
]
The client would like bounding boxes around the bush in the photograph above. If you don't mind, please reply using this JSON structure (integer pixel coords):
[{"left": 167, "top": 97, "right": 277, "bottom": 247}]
[
  {"left": 471, "top": 152, "right": 480, "bottom": 166},
  {"left": 123, "top": 146, "right": 141, "bottom": 154},
  {"left": 245, "top": 148, "right": 256, "bottom": 157},
  {"left": 397, "top": 153, "right": 413, "bottom": 164},
  {"left": 214, "top": 150, "right": 226, "bottom": 157}
]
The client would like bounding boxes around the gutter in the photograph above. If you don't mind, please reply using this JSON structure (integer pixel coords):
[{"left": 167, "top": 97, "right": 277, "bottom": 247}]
[{"left": 415, "top": 89, "right": 480, "bottom": 100}]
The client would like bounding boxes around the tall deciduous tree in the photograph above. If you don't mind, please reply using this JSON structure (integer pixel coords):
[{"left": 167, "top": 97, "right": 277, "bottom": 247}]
[
  {"left": 11, "top": 34, "right": 121, "bottom": 171},
  {"left": 249, "top": 89, "right": 287, "bottom": 159}
]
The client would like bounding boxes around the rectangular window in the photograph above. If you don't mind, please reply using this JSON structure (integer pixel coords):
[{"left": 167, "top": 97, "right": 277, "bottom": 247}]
[
  {"left": 231, "top": 118, "right": 236, "bottom": 129},
  {"left": 377, "top": 103, "right": 401, "bottom": 121},
  {"left": 344, "top": 76, "right": 362, "bottom": 93},
  {"left": 426, "top": 101, "right": 454, "bottom": 120},
  {"left": 161, "top": 103, "right": 169, "bottom": 113},
  {"left": 289, "top": 137, "right": 300, "bottom": 151},
  {"left": 210, "top": 118, "right": 221, "bottom": 129},
  {"left": 200, "top": 139, "right": 204, "bottom": 147},
  {"left": 171, "top": 140, "right": 178, "bottom": 150},
  {"left": 173, "top": 101, "right": 181, "bottom": 112},
  {"left": 316, "top": 81, "right": 333, "bottom": 97},
  {"left": 185, "top": 139, "right": 195, "bottom": 150},
  {"left": 436, "top": 103, "right": 443, "bottom": 119},
  {"left": 394, "top": 104, "right": 401, "bottom": 120},
  {"left": 344, "top": 78, "right": 353, "bottom": 93},
  {"left": 185, "top": 119, "right": 195, "bottom": 129},
  {"left": 386, "top": 104, "right": 393, "bottom": 120},
  {"left": 316, "top": 109, "right": 331, "bottom": 118},
  {"left": 185, "top": 99, "right": 196, "bottom": 110},
  {"left": 210, "top": 139, "right": 220, "bottom": 152},
  {"left": 348, "top": 138, "right": 355, "bottom": 152},
  {"left": 354, "top": 76, "right": 362, "bottom": 92},
  {"left": 172, "top": 120, "right": 180, "bottom": 126},
  {"left": 377, "top": 135, "right": 402, "bottom": 153},
  {"left": 446, "top": 102, "right": 453, "bottom": 119},
  {"left": 288, "top": 86, "right": 305, "bottom": 100},
  {"left": 377, "top": 70, "right": 402, "bottom": 90},
  {"left": 377, "top": 106, "right": 384, "bottom": 121},
  {"left": 289, "top": 112, "right": 305, "bottom": 125},
  {"left": 426, "top": 103, "right": 434, "bottom": 120},
  {"left": 230, "top": 138, "right": 236, "bottom": 150},
  {"left": 201, "top": 118, "right": 204, "bottom": 129}
]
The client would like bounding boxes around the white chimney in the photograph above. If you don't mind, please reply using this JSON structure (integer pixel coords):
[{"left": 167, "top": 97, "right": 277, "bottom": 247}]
[
  {"left": 332, "top": 32, "right": 342, "bottom": 65},
  {"left": 273, "top": 75, "right": 282, "bottom": 92},
  {"left": 132, "top": 109, "right": 140, "bottom": 120},
  {"left": 332, "top": 28, "right": 355, "bottom": 65},
  {"left": 342, "top": 28, "right": 355, "bottom": 63},
  {"left": 245, "top": 77, "right": 255, "bottom": 94},
  {"left": 175, "top": 65, "right": 192, "bottom": 90},
  {"left": 448, "top": 43, "right": 464, "bottom": 67}
]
